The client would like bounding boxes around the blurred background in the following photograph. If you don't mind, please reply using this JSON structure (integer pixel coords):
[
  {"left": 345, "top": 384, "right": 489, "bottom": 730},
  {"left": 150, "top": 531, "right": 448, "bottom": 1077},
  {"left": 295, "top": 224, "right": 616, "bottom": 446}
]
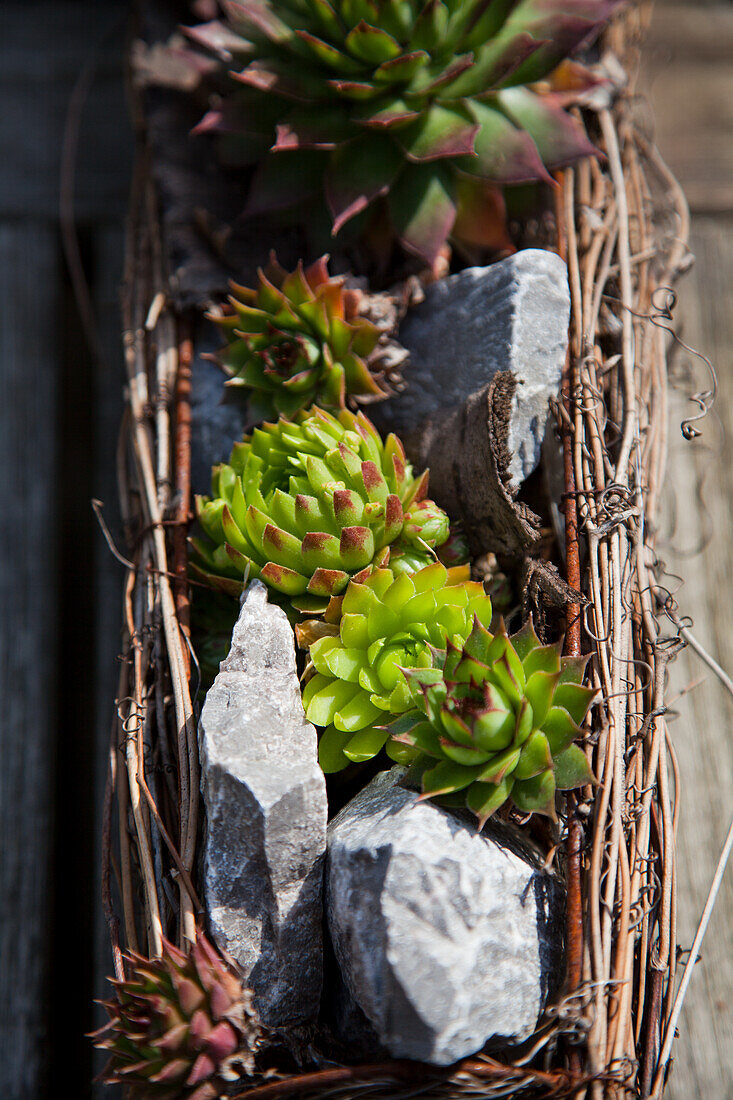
[{"left": 0, "top": 1, "right": 730, "bottom": 1096}]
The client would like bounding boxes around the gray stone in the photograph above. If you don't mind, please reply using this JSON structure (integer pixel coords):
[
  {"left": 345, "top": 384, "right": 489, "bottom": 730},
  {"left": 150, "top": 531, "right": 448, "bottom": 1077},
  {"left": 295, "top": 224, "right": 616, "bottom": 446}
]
[
  {"left": 198, "top": 581, "right": 328, "bottom": 1027},
  {"left": 373, "top": 249, "right": 570, "bottom": 490},
  {"left": 327, "top": 769, "right": 563, "bottom": 1066},
  {"left": 190, "top": 326, "right": 247, "bottom": 494}
]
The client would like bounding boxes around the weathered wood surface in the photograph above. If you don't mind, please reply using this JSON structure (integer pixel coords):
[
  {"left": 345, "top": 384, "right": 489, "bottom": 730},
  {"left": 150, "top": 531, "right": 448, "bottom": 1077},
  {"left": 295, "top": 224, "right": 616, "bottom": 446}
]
[
  {"left": 643, "top": 4, "right": 733, "bottom": 1096},
  {"left": 0, "top": 2, "right": 131, "bottom": 220},
  {"left": 0, "top": 3, "right": 130, "bottom": 1096},
  {"left": 654, "top": 220, "right": 733, "bottom": 1100},
  {"left": 0, "top": 222, "right": 58, "bottom": 1100}
]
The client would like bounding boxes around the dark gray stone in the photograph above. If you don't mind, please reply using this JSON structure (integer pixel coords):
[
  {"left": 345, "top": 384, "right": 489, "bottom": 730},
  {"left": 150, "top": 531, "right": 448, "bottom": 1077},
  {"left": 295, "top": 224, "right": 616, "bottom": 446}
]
[
  {"left": 198, "top": 581, "right": 328, "bottom": 1027},
  {"left": 327, "top": 769, "right": 564, "bottom": 1066},
  {"left": 190, "top": 326, "right": 247, "bottom": 495},
  {"left": 372, "top": 249, "right": 570, "bottom": 490}
]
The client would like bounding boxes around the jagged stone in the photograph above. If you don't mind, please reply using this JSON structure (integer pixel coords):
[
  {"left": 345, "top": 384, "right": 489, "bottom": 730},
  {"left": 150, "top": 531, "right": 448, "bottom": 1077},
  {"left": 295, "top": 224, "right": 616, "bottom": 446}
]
[
  {"left": 373, "top": 249, "right": 570, "bottom": 491},
  {"left": 198, "top": 581, "right": 328, "bottom": 1027},
  {"left": 190, "top": 327, "right": 247, "bottom": 494},
  {"left": 327, "top": 769, "right": 564, "bottom": 1065}
]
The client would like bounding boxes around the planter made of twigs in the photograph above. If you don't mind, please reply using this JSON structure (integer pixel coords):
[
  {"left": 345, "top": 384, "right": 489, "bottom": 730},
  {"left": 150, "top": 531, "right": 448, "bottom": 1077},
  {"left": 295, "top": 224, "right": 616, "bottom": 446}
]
[{"left": 101, "top": 4, "right": 691, "bottom": 1096}]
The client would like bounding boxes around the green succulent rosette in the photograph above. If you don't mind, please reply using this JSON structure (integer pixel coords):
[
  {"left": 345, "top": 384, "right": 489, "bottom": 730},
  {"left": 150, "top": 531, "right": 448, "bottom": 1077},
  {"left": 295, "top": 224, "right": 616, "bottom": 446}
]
[
  {"left": 213, "top": 254, "right": 389, "bottom": 421},
  {"left": 387, "top": 616, "right": 596, "bottom": 823},
  {"left": 185, "top": 0, "right": 619, "bottom": 262},
  {"left": 192, "top": 406, "right": 448, "bottom": 611},
  {"left": 302, "top": 561, "right": 493, "bottom": 770}
]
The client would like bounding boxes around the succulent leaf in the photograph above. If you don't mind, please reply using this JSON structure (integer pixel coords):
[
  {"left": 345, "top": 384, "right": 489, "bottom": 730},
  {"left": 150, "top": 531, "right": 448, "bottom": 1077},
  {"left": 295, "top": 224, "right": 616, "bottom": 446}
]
[
  {"left": 184, "top": 0, "right": 620, "bottom": 261},
  {"left": 91, "top": 932, "right": 261, "bottom": 1097},
  {"left": 385, "top": 616, "right": 596, "bottom": 824},
  {"left": 212, "top": 255, "right": 404, "bottom": 419},
  {"left": 301, "top": 563, "right": 494, "bottom": 771},
  {"left": 192, "top": 406, "right": 450, "bottom": 612}
]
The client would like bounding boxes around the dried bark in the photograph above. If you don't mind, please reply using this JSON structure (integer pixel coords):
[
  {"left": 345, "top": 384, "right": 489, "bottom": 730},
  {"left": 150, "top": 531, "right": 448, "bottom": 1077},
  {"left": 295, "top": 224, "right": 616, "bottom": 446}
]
[{"left": 406, "top": 371, "right": 542, "bottom": 562}]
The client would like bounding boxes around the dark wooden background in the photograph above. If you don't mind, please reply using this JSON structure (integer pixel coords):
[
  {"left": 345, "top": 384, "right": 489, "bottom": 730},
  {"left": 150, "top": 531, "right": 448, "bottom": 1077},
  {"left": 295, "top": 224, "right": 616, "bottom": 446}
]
[
  {"left": 0, "top": 2, "right": 131, "bottom": 1095},
  {"left": 0, "top": 1, "right": 730, "bottom": 1097}
]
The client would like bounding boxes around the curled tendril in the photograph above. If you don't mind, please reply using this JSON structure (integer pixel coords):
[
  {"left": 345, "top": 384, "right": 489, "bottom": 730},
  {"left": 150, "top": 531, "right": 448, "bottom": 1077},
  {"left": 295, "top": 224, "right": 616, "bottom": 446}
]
[{"left": 604, "top": 286, "right": 718, "bottom": 440}]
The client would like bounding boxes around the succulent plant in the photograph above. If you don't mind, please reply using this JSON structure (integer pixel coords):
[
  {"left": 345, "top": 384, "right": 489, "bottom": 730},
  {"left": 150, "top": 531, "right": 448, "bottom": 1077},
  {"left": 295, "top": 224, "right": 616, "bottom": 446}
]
[
  {"left": 92, "top": 933, "right": 261, "bottom": 1099},
  {"left": 186, "top": 0, "right": 618, "bottom": 262},
  {"left": 434, "top": 523, "right": 471, "bottom": 568},
  {"left": 386, "top": 616, "right": 595, "bottom": 823},
  {"left": 302, "top": 561, "right": 493, "bottom": 770},
  {"left": 213, "top": 254, "right": 397, "bottom": 420},
  {"left": 192, "top": 405, "right": 449, "bottom": 611}
]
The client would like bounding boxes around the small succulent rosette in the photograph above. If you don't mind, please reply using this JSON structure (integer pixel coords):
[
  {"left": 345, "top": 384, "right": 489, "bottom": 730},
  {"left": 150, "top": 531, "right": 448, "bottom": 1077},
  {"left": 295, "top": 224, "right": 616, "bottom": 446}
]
[
  {"left": 302, "top": 562, "right": 493, "bottom": 770},
  {"left": 92, "top": 933, "right": 261, "bottom": 1099},
  {"left": 212, "top": 255, "right": 396, "bottom": 421},
  {"left": 185, "top": 0, "right": 619, "bottom": 261},
  {"left": 387, "top": 617, "right": 596, "bottom": 824},
  {"left": 192, "top": 406, "right": 450, "bottom": 613}
]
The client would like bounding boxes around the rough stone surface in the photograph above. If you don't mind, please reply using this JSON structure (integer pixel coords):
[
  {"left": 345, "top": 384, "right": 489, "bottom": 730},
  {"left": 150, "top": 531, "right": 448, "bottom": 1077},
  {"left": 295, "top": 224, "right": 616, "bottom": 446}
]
[
  {"left": 190, "top": 326, "right": 247, "bottom": 495},
  {"left": 372, "top": 250, "right": 570, "bottom": 489},
  {"left": 198, "top": 581, "right": 328, "bottom": 1027},
  {"left": 327, "top": 768, "right": 564, "bottom": 1065}
]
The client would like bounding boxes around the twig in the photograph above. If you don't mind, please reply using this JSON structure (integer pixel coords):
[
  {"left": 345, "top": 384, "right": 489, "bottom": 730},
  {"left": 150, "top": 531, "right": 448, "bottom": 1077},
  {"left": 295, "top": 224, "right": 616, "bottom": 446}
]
[
  {"left": 174, "top": 318, "right": 194, "bottom": 665},
  {"left": 555, "top": 171, "right": 585, "bottom": 1071}
]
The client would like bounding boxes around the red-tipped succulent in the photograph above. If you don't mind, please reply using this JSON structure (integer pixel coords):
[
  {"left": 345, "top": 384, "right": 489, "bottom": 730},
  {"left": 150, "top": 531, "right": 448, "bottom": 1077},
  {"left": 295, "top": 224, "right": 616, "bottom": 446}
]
[
  {"left": 212, "top": 254, "right": 403, "bottom": 420},
  {"left": 191, "top": 405, "right": 450, "bottom": 612},
  {"left": 185, "top": 0, "right": 620, "bottom": 262},
  {"left": 92, "top": 933, "right": 261, "bottom": 1099},
  {"left": 387, "top": 616, "right": 596, "bottom": 824}
]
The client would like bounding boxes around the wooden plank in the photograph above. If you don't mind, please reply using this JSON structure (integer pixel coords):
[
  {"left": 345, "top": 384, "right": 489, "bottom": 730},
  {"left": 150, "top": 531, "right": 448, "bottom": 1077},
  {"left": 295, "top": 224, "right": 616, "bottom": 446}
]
[
  {"left": 0, "top": 222, "right": 59, "bottom": 1098},
  {"left": 0, "top": 1, "right": 131, "bottom": 221},
  {"left": 643, "top": 2, "right": 733, "bottom": 212},
  {"left": 657, "top": 218, "right": 733, "bottom": 1099},
  {"left": 640, "top": 8, "right": 733, "bottom": 1093}
]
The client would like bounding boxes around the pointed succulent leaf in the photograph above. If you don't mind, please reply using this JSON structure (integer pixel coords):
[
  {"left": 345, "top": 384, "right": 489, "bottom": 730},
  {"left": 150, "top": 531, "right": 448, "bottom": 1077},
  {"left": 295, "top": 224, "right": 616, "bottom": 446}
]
[
  {"left": 512, "top": 769, "right": 557, "bottom": 818},
  {"left": 303, "top": 673, "right": 359, "bottom": 725},
  {"left": 554, "top": 744, "right": 595, "bottom": 789},
  {"left": 396, "top": 104, "right": 480, "bottom": 162},
  {"left": 326, "top": 133, "right": 404, "bottom": 232},
  {"left": 554, "top": 681, "right": 596, "bottom": 725},
  {"left": 388, "top": 163, "right": 457, "bottom": 263},
  {"left": 343, "top": 724, "right": 390, "bottom": 760},
  {"left": 466, "top": 776, "right": 515, "bottom": 827},
  {"left": 542, "top": 704, "right": 581, "bottom": 755},
  {"left": 439, "top": 737, "right": 492, "bottom": 766},
  {"left": 334, "top": 691, "right": 384, "bottom": 732},
  {"left": 497, "top": 86, "right": 597, "bottom": 168},
  {"left": 523, "top": 641, "right": 562, "bottom": 679},
  {"left": 524, "top": 669, "right": 561, "bottom": 728},
  {"left": 420, "top": 759, "right": 482, "bottom": 797},
  {"left": 187, "top": 0, "right": 618, "bottom": 261},
  {"left": 514, "top": 730, "right": 553, "bottom": 780},
  {"left": 92, "top": 933, "right": 260, "bottom": 1089}
]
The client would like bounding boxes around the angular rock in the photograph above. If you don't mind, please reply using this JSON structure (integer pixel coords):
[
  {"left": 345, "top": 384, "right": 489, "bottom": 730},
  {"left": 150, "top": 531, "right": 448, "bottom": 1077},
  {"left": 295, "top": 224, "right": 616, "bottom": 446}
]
[
  {"left": 190, "top": 326, "right": 247, "bottom": 495},
  {"left": 198, "top": 580, "right": 328, "bottom": 1027},
  {"left": 373, "top": 249, "right": 570, "bottom": 491},
  {"left": 327, "top": 769, "right": 563, "bottom": 1066}
]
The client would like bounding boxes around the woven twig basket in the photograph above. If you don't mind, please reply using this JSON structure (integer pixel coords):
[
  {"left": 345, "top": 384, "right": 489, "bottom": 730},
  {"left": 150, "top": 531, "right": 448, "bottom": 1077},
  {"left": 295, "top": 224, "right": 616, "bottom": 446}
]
[{"left": 103, "top": 4, "right": 691, "bottom": 1096}]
